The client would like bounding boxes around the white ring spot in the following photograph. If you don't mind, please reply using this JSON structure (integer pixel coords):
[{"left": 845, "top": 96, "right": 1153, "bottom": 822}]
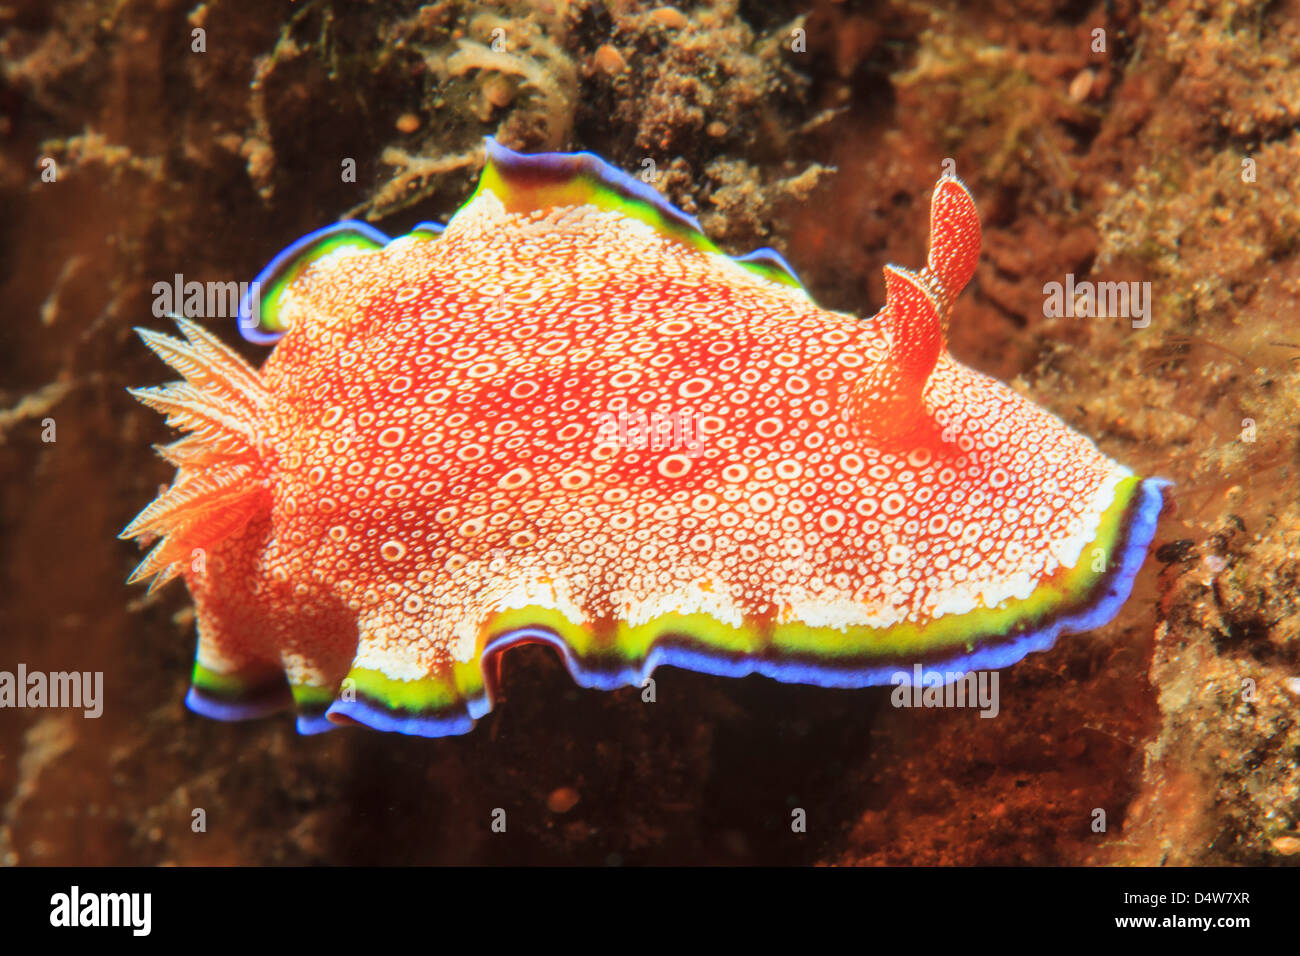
[
  {"left": 657, "top": 455, "right": 691, "bottom": 478},
  {"left": 560, "top": 469, "right": 592, "bottom": 490},
  {"left": 907, "top": 447, "right": 933, "bottom": 468},
  {"left": 881, "top": 492, "right": 906, "bottom": 515},
  {"left": 679, "top": 377, "right": 714, "bottom": 399},
  {"left": 499, "top": 468, "right": 532, "bottom": 490},
  {"left": 819, "top": 509, "right": 846, "bottom": 533}
]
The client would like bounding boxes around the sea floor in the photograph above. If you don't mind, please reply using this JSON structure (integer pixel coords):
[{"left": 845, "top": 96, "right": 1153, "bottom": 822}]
[{"left": 0, "top": 0, "right": 1297, "bottom": 865}]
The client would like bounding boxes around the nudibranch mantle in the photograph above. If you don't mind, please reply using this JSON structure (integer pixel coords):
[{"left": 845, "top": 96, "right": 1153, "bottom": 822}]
[{"left": 122, "top": 138, "right": 1166, "bottom": 737}]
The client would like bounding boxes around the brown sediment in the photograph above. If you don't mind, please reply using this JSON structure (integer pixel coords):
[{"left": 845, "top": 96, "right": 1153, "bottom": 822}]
[{"left": 1, "top": 0, "right": 1298, "bottom": 865}]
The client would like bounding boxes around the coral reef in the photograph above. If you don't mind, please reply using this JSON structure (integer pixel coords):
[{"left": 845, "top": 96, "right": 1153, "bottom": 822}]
[{"left": 1, "top": 0, "right": 1297, "bottom": 865}]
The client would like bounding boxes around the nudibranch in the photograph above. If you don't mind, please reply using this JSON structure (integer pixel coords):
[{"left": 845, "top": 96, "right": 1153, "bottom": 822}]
[{"left": 122, "top": 139, "right": 1166, "bottom": 737}]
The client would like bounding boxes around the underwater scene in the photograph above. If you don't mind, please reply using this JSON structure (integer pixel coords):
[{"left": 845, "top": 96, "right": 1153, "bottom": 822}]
[{"left": 0, "top": 0, "right": 1297, "bottom": 889}]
